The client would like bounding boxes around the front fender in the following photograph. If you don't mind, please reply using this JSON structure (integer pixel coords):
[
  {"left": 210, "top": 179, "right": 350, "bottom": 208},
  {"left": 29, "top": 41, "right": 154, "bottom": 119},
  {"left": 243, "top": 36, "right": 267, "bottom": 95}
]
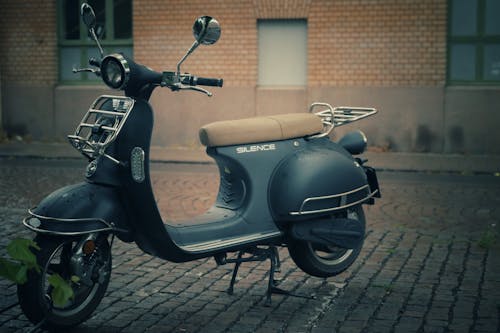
[{"left": 23, "top": 182, "right": 133, "bottom": 242}]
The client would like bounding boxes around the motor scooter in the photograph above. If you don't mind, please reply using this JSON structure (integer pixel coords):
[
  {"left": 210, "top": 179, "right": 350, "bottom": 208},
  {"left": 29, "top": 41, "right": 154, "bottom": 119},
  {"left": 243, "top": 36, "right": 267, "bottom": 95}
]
[{"left": 17, "top": 4, "right": 380, "bottom": 329}]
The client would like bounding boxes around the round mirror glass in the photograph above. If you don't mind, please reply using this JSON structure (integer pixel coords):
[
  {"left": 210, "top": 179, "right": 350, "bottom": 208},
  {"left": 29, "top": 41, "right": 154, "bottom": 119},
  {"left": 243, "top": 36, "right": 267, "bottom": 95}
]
[
  {"left": 193, "top": 16, "right": 221, "bottom": 45},
  {"left": 81, "top": 3, "right": 97, "bottom": 29}
]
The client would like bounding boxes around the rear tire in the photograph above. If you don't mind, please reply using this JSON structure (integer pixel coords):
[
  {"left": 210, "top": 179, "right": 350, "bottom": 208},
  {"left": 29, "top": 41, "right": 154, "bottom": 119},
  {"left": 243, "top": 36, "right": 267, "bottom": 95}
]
[
  {"left": 17, "top": 235, "right": 111, "bottom": 330},
  {"left": 288, "top": 206, "right": 365, "bottom": 278}
]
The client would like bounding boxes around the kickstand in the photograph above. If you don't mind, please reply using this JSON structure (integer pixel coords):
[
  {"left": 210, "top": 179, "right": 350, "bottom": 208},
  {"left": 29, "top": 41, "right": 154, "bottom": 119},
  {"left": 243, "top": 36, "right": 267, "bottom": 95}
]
[
  {"left": 265, "top": 246, "right": 314, "bottom": 306},
  {"left": 227, "top": 251, "right": 243, "bottom": 295},
  {"left": 224, "top": 246, "right": 314, "bottom": 306}
]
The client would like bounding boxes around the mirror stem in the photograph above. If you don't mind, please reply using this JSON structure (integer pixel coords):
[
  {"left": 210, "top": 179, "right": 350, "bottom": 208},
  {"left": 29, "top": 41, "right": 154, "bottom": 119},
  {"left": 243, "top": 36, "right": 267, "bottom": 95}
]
[
  {"left": 90, "top": 28, "right": 104, "bottom": 58},
  {"left": 176, "top": 41, "right": 199, "bottom": 79}
]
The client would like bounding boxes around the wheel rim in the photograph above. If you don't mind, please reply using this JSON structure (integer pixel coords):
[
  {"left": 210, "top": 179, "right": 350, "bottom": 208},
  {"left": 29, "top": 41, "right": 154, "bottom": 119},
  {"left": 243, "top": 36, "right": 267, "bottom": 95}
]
[
  {"left": 308, "top": 243, "right": 353, "bottom": 265},
  {"left": 41, "top": 240, "right": 108, "bottom": 318},
  {"left": 308, "top": 209, "right": 360, "bottom": 265}
]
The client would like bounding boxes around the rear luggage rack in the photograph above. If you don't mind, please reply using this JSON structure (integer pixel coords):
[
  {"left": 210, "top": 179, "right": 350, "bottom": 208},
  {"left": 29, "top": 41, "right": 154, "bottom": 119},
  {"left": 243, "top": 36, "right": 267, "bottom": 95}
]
[
  {"left": 68, "top": 95, "right": 134, "bottom": 163},
  {"left": 309, "top": 102, "right": 377, "bottom": 138}
]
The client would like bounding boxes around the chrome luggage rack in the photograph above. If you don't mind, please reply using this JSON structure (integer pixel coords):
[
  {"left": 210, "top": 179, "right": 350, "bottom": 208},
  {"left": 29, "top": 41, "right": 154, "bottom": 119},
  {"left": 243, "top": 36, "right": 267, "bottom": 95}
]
[
  {"left": 309, "top": 102, "right": 377, "bottom": 138},
  {"left": 67, "top": 95, "right": 135, "bottom": 164}
]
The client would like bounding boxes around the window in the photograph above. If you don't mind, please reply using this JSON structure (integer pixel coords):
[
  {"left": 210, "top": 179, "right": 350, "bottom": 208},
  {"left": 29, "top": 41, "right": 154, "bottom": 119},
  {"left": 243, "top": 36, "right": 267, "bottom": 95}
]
[
  {"left": 258, "top": 20, "right": 307, "bottom": 86},
  {"left": 448, "top": 0, "right": 500, "bottom": 84},
  {"left": 58, "top": 0, "right": 133, "bottom": 83}
]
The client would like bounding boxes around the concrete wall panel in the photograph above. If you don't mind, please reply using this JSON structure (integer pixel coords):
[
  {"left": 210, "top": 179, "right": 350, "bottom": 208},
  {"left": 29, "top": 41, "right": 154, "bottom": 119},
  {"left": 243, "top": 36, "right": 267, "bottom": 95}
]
[
  {"left": 256, "top": 88, "right": 307, "bottom": 116},
  {"left": 2, "top": 84, "right": 55, "bottom": 140},
  {"left": 444, "top": 88, "right": 500, "bottom": 154},
  {"left": 150, "top": 87, "right": 256, "bottom": 147}
]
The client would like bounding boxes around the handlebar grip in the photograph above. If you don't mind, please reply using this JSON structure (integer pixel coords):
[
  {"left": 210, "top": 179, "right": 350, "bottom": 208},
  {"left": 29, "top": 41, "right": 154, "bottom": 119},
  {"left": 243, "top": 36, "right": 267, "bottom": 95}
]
[{"left": 195, "top": 77, "right": 223, "bottom": 87}]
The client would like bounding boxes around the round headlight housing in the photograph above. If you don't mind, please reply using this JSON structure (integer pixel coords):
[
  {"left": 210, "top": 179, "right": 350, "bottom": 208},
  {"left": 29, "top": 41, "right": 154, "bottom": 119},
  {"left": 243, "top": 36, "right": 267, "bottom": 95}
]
[{"left": 101, "top": 54, "right": 130, "bottom": 90}]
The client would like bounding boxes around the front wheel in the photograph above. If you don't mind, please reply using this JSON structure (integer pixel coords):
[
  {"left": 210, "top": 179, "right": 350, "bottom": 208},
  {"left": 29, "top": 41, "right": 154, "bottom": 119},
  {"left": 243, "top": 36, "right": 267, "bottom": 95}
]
[
  {"left": 17, "top": 234, "right": 112, "bottom": 330},
  {"left": 288, "top": 206, "right": 365, "bottom": 278}
]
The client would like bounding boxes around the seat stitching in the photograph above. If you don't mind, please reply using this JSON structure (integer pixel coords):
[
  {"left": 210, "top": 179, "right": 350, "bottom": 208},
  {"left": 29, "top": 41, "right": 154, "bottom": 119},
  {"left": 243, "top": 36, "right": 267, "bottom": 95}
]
[{"left": 266, "top": 116, "right": 284, "bottom": 139}]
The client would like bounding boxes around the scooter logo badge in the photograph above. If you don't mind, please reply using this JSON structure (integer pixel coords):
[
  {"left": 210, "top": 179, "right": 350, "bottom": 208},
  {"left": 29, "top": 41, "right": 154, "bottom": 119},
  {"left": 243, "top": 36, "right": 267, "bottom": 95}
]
[{"left": 236, "top": 144, "right": 276, "bottom": 154}]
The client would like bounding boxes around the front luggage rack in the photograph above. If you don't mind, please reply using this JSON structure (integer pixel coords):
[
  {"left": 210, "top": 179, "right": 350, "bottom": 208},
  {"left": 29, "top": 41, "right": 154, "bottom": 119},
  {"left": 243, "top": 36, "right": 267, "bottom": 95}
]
[
  {"left": 309, "top": 102, "right": 377, "bottom": 138},
  {"left": 68, "top": 95, "right": 134, "bottom": 164}
]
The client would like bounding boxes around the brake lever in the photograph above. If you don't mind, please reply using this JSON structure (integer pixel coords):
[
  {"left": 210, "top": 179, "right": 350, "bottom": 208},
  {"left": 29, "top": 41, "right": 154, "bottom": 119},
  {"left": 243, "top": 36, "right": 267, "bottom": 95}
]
[
  {"left": 170, "top": 83, "right": 213, "bottom": 97},
  {"left": 72, "top": 67, "right": 101, "bottom": 76},
  {"left": 182, "top": 85, "right": 213, "bottom": 97}
]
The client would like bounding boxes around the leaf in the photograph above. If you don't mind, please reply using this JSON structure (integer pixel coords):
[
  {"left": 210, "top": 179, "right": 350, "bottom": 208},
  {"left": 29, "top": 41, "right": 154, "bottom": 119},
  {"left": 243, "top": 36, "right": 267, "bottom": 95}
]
[
  {"left": 7, "top": 238, "right": 40, "bottom": 268},
  {"left": 48, "top": 274, "right": 74, "bottom": 307},
  {"left": 70, "top": 275, "right": 80, "bottom": 284},
  {"left": 0, "top": 258, "right": 27, "bottom": 284},
  {"left": 14, "top": 265, "right": 28, "bottom": 284}
]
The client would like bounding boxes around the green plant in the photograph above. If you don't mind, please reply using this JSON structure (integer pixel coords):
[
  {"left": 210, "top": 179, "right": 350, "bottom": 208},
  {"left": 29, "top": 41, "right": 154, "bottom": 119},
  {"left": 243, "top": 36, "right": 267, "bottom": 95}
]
[
  {"left": 478, "top": 229, "right": 497, "bottom": 249},
  {"left": 0, "top": 238, "right": 40, "bottom": 283},
  {"left": 0, "top": 238, "right": 77, "bottom": 307}
]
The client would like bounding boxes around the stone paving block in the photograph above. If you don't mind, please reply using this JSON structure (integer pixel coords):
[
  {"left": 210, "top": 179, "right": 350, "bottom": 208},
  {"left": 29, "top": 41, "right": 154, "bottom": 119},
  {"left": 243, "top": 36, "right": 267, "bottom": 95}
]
[{"left": 1, "top": 160, "right": 500, "bottom": 332}]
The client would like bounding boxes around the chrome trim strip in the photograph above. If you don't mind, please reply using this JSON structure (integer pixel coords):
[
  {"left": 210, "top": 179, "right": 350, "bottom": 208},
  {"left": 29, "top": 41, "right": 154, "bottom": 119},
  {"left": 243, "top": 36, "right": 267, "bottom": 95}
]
[
  {"left": 179, "top": 231, "right": 283, "bottom": 253},
  {"left": 23, "top": 217, "right": 113, "bottom": 236},
  {"left": 298, "top": 184, "right": 370, "bottom": 213},
  {"left": 28, "top": 208, "right": 112, "bottom": 226},
  {"left": 290, "top": 188, "right": 379, "bottom": 216},
  {"left": 22, "top": 208, "right": 129, "bottom": 236}
]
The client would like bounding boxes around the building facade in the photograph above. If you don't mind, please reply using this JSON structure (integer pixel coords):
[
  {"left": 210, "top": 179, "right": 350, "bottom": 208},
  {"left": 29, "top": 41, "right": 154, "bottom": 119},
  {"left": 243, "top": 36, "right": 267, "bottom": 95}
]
[{"left": 1, "top": 0, "right": 499, "bottom": 154}]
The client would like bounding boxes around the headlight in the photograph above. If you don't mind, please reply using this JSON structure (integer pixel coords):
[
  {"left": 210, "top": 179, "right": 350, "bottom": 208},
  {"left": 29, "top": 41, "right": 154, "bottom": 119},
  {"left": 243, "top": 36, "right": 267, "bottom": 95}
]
[{"left": 101, "top": 54, "right": 130, "bottom": 90}]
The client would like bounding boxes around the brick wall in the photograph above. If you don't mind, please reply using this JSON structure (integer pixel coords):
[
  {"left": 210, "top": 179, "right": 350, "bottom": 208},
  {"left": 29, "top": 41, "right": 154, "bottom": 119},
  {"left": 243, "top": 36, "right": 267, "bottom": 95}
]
[
  {"left": 308, "top": 0, "right": 447, "bottom": 87},
  {"left": 0, "top": 0, "right": 455, "bottom": 149},
  {"left": 134, "top": 0, "right": 447, "bottom": 88},
  {"left": 0, "top": 0, "right": 446, "bottom": 87},
  {"left": 254, "top": 0, "right": 312, "bottom": 18},
  {"left": 0, "top": 0, "right": 57, "bottom": 85},
  {"left": 134, "top": 0, "right": 258, "bottom": 87}
]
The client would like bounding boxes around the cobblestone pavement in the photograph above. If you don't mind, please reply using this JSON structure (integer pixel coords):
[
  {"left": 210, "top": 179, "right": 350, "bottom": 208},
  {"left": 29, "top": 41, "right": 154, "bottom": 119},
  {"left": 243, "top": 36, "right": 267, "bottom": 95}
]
[{"left": 0, "top": 157, "right": 499, "bottom": 333}]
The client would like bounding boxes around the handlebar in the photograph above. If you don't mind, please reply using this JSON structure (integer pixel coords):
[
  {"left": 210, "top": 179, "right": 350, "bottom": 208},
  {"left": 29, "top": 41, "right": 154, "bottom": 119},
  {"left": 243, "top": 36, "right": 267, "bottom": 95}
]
[
  {"left": 179, "top": 74, "right": 223, "bottom": 88},
  {"left": 192, "top": 76, "right": 223, "bottom": 87},
  {"left": 77, "top": 54, "right": 224, "bottom": 98}
]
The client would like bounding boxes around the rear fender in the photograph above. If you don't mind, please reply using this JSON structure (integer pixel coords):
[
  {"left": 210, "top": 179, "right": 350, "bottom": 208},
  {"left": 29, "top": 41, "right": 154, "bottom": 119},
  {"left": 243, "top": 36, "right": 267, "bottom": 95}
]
[
  {"left": 23, "top": 182, "right": 133, "bottom": 241},
  {"left": 269, "top": 140, "right": 374, "bottom": 221}
]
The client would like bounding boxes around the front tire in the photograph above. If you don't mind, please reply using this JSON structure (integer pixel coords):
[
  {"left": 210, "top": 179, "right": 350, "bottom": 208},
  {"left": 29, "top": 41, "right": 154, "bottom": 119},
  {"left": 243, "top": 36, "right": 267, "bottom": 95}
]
[
  {"left": 17, "top": 235, "right": 111, "bottom": 330},
  {"left": 288, "top": 206, "right": 365, "bottom": 278}
]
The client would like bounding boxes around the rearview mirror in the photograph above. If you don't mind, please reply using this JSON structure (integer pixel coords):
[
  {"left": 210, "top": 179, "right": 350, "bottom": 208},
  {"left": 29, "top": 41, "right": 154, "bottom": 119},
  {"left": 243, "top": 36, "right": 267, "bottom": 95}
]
[
  {"left": 176, "top": 16, "right": 221, "bottom": 77},
  {"left": 81, "top": 3, "right": 97, "bottom": 30},
  {"left": 80, "top": 3, "right": 104, "bottom": 57},
  {"left": 193, "top": 16, "right": 221, "bottom": 45}
]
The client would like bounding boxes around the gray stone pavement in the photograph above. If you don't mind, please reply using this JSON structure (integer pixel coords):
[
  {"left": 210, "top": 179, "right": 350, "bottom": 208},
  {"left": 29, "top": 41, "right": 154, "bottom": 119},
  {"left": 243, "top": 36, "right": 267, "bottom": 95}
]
[{"left": 0, "top": 158, "right": 499, "bottom": 332}]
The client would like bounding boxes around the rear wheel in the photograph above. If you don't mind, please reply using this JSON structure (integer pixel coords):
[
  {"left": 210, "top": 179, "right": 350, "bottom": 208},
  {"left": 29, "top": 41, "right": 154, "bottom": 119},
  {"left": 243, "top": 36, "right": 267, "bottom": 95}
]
[
  {"left": 17, "top": 234, "right": 111, "bottom": 330},
  {"left": 288, "top": 206, "right": 365, "bottom": 277}
]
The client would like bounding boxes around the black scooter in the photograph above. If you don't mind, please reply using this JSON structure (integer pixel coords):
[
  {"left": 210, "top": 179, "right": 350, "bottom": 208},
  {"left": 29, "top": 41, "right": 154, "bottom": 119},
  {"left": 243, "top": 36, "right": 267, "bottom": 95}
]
[{"left": 18, "top": 4, "right": 380, "bottom": 330}]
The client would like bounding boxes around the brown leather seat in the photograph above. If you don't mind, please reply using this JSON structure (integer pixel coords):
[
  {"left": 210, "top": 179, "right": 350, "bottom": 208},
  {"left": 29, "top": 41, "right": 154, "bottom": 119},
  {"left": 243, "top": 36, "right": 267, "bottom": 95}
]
[{"left": 199, "top": 113, "right": 323, "bottom": 147}]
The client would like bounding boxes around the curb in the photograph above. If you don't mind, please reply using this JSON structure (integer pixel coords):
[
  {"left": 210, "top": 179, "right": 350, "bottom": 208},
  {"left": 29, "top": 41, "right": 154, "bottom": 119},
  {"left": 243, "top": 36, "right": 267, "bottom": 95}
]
[{"left": 1, "top": 142, "right": 499, "bottom": 174}]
